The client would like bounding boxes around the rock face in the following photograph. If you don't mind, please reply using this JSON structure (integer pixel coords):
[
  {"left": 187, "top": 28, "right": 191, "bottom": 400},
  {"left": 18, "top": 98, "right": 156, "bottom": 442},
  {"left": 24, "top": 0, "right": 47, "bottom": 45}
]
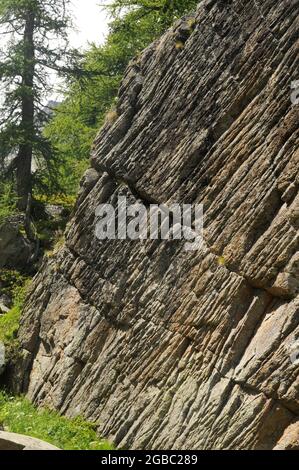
[{"left": 15, "top": 0, "right": 298, "bottom": 450}]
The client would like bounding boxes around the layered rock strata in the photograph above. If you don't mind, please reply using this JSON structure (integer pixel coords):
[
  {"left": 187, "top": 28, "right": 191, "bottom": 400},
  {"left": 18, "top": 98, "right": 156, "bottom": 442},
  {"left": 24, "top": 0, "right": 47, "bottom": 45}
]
[{"left": 15, "top": 0, "right": 299, "bottom": 450}]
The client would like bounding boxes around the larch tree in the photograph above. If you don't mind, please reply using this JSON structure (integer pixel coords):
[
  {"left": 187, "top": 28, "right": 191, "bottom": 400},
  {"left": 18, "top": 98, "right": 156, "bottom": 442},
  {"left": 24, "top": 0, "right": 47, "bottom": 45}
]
[
  {"left": 0, "top": 0, "right": 79, "bottom": 211},
  {"left": 44, "top": 0, "right": 199, "bottom": 196}
]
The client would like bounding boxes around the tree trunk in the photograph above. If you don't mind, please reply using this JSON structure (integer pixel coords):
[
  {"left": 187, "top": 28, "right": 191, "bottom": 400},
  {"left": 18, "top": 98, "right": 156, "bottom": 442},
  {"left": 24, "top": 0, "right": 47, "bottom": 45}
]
[{"left": 16, "top": 9, "right": 36, "bottom": 212}]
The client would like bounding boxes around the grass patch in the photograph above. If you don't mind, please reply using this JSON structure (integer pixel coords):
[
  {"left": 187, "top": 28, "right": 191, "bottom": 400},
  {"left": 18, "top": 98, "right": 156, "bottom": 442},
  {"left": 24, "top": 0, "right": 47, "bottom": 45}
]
[
  {"left": 0, "top": 306, "right": 21, "bottom": 347},
  {"left": 0, "top": 392, "right": 114, "bottom": 450},
  {"left": 0, "top": 270, "right": 28, "bottom": 299},
  {"left": 0, "top": 274, "right": 31, "bottom": 352}
]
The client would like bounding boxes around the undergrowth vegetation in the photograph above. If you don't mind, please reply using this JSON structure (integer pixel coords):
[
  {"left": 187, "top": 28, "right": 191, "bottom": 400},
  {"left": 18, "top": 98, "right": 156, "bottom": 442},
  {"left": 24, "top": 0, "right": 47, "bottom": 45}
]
[
  {"left": 45, "top": 0, "right": 199, "bottom": 196},
  {"left": 0, "top": 273, "right": 31, "bottom": 350},
  {"left": 0, "top": 182, "right": 18, "bottom": 224},
  {"left": 0, "top": 392, "right": 114, "bottom": 450}
]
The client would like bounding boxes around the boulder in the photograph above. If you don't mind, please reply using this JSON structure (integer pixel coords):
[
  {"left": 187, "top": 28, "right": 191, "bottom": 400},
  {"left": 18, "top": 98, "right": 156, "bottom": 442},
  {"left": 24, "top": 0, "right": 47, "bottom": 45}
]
[
  {"left": 0, "top": 216, "right": 32, "bottom": 270},
  {"left": 0, "top": 431, "right": 60, "bottom": 450},
  {"left": 0, "top": 293, "right": 12, "bottom": 315},
  {"left": 0, "top": 303, "right": 10, "bottom": 315},
  {"left": 45, "top": 204, "right": 68, "bottom": 220}
]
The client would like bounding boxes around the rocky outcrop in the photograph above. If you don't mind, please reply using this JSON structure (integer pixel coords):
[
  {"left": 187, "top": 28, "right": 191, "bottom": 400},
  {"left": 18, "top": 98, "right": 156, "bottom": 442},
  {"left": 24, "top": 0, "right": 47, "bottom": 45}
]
[
  {"left": 0, "top": 216, "right": 33, "bottom": 270},
  {"left": 0, "top": 431, "right": 59, "bottom": 450},
  {"left": 15, "top": 0, "right": 298, "bottom": 450}
]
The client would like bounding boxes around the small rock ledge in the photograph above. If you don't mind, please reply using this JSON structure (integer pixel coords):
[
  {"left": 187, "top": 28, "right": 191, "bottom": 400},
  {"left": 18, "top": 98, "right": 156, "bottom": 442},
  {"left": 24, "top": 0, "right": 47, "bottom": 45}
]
[{"left": 0, "top": 431, "right": 60, "bottom": 450}]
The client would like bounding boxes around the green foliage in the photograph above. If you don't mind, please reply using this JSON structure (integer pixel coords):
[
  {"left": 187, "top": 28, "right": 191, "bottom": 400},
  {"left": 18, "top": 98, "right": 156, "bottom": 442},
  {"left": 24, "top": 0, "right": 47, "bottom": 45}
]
[
  {"left": 0, "top": 182, "right": 18, "bottom": 223},
  {"left": 1, "top": 0, "right": 199, "bottom": 198},
  {"left": 43, "top": 104, "right": 96, "bottom": 195},
  {"left": 34, "top": 193, "right": 76, "bottom": 208},
  {"left": 0, "top": 0, "right": 81, "bottom": 203},
  {"left": 106, "top": 0, "right": 199, "bottom": 31},
  {"left": 0, "top": 273, "right": 30, "bottom": 348},
  {"left": 0, "top": 392, "right": 114, "bottom": 450},
  {"left": 0, "top": 269, "right": 28, "bottom": 296},
  {"left": 217, "top": 256, "right": 226, "bottom": 267},
  {"left": 45, "top": 0, "right": 199, "bottom": 195},
  {"left": 37, "top": 222, "right": 65, "bottom": 257},
  {"left": 31, "top": 193, "right": 73, "bottom": 251},
  {"left": 0, "top": 305, "right": 20, "bottom": 347}
]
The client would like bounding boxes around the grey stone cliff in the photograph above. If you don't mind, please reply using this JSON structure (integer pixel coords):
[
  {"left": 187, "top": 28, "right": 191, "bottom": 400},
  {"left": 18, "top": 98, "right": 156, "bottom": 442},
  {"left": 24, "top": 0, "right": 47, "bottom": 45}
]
[{"left": 14, "top": 0, "right": 299, "bottom": 450}]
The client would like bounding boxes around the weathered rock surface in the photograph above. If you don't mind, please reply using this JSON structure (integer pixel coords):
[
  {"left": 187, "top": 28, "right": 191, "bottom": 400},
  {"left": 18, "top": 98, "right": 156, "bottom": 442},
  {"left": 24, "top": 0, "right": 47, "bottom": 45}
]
[
  {"left": 0, "top": 216, "right": 33, "bottom": 270},
  {"left": 0, "top": 292, "right": 12, "bottom": 316},
  {"left": 15, "top": 0, "right": 298, "bottom": 450},
  {"left": 0, "top": 431, "right": 59, "bottom": 450}
]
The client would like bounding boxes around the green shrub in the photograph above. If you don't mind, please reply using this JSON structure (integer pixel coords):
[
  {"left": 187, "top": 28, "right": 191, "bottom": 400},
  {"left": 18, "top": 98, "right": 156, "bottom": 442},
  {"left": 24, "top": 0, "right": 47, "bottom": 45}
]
[
  {"left": 0, "top": 270, "right": 28, "bottom": 296},
  {"left": 0, "top": 274, "right": 31, "bottom": 348},
  {"left": 0, "top": 182, "right": 18, "bottom": 224},
  {"left": 0, "top": 306, "right": 21, "bottom": 347},
  {"left": 34, "top": 193, "right": 76, "bottom": 210},
  {"left": 0, "top": 392, "right": 114, "bottom": 450}
]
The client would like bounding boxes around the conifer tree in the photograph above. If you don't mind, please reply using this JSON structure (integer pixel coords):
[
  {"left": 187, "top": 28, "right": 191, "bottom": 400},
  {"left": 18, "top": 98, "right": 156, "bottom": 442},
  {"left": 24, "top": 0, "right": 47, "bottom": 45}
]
[{"left": 0, "top": 0, "right": 78, "bottom": 210}]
